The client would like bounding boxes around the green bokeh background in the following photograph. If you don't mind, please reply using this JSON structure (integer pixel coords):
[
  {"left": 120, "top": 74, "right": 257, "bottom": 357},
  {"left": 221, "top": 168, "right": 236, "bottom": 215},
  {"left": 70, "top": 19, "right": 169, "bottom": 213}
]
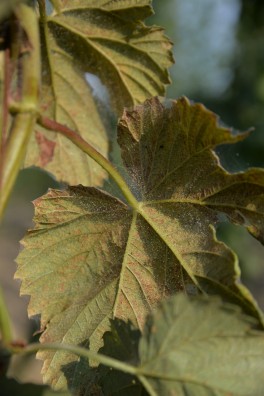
[{"left": 1, "top": 0, "right": 264, "bottom": 386}]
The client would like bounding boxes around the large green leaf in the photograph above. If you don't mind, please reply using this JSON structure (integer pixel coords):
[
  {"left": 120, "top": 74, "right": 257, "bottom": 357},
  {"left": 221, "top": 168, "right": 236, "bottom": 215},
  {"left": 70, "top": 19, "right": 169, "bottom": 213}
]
[
  {"left": 16, "top": 97, "right": 264, "bottom": 389},
  {"left": 24, "top": 0, "right": 173, "bottom": 185},
  {"left": 138, "top": 293, "right": 264, "bottom": 395}
]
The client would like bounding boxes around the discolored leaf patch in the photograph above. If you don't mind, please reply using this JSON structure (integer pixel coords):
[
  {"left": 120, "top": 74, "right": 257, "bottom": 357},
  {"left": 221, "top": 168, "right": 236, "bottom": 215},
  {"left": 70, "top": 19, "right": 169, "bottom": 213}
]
[{"left": 35, "top": 131, "right": 56, "bottom": 167}]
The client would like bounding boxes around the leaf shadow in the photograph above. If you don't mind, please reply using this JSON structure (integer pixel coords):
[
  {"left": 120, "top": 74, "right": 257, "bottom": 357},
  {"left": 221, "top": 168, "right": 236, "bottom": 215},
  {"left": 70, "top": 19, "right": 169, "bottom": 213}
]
[{"left": 61, "top": 319, "right": 148, "bottom": 396}]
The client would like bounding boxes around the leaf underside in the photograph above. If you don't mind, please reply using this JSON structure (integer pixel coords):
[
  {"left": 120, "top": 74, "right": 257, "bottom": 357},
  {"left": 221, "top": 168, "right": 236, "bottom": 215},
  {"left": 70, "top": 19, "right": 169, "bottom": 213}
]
[
  {"left": 24, "top": 0, "right": 173, "bottom": 185},
  {"left": 16, "top": 97, "right": 264, "bottom": 390},
  {"left": 138, "top": 293, "right": 264, "bottom": 396}
]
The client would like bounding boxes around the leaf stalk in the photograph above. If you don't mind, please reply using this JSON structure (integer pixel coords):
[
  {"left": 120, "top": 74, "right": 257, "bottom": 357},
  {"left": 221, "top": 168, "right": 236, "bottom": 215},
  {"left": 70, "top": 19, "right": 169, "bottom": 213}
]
[
  {"left": 0, "top": 286, "right": 12, "bottom": 344},
  {"left": 14, "top": 342, "right": 138, "bottom": 376},
  {"left": 38, "top": 116, "right": 139, "bottom": 209},
  {"left": 0, "top": 3, "right": 41, "bottom": 220}
]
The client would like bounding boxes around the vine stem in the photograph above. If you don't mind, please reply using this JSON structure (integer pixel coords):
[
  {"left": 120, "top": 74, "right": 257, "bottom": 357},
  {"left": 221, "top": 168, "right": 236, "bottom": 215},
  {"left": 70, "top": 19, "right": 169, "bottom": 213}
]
[
  {"left": 0, "top": 287, "right": 12, "bottom": 344},
  {"left": 14, "top": 342, "right": 138, "bottom": 377},
  {"left": 37, "top": 119, "right": 202, "bottom": 291},
  {"left": 13, "top": 342, "right": 159, "bottom": 393},
  {"left": 37, "top": 0, "right": 137, "bottom": 209},
  {"left": 38, "top": 116, "right": 139, "bottom": 209},
  {"left": 0, "top": 28, "right": 12, "bottom": 210},
  {"left": 138, "top": 375, "right": 156, "bottom": 396},
  {"left": 0, "top": 52, "right": 5, "bottom": 193},
  {"left": 0, "top": 48, "right": 10, "bottom": 159},
  {"left": 13, "top": 342, "right": 159, "bottom": 395},
  {"left": 0, "top": 4, "right": 41, "bottom": 220}
]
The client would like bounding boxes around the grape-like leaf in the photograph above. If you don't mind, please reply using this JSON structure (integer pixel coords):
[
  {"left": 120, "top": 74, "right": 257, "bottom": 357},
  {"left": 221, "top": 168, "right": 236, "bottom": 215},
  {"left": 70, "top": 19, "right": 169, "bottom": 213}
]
[
  {"left": 24, "top": 0, "right": 173, "bottom": 185},
  {"left": 16, "top": 97, "right": 264, "bottom": 389},
  {"left": 138, "top": 293, "right": 264, "bottom": 395}
]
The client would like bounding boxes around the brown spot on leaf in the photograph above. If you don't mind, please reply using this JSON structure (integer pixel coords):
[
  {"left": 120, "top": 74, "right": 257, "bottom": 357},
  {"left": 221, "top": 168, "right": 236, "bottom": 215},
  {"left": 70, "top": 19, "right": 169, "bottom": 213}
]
[{"left": 35, "top": 131, "right": 56, "bottom": 166}]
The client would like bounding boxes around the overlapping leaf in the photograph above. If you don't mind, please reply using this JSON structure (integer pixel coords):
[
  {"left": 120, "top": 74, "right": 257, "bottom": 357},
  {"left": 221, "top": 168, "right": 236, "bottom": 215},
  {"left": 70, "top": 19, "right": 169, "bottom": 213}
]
[
  {"left": 24, "top": 0, "right": 173, "bottom": 185},
  {"left": 87, "top": 320, "right": 146, "bottom": 396},
  {"left": 138, "top": 293, "right": 264, "bottom": 396},
  {"left": 16, "top": 97, "right": 264, "bottom": 389}
]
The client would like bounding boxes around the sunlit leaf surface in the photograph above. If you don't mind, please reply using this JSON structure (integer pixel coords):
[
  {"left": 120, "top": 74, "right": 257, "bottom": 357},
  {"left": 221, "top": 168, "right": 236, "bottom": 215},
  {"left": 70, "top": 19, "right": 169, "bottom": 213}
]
[
  {"left": 24, "top": 0, "right": 173, "bottom": 185},
  {"left": 16, "top": 97, "right": 264, "bottom": 389}
]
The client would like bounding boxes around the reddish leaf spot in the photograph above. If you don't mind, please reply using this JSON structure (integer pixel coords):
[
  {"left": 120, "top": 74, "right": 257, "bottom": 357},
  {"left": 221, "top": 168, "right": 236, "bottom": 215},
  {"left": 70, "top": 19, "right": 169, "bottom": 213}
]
[
  {"left": 10, "top": 339, "right": 27, "bottom": 348},
  {"left": 36, "top": 131, "right": 56, "bottom": 166}
]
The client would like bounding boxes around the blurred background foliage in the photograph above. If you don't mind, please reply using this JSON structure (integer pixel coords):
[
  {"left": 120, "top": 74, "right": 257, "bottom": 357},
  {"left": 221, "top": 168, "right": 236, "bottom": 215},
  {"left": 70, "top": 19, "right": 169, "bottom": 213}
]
[{"left": 1, "top": 0, "right": 264, "bottom": 385}]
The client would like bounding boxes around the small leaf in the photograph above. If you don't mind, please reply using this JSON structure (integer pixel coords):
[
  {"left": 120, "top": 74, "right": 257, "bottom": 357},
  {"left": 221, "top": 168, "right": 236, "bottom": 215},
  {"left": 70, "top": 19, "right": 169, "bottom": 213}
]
[
  {"left": 138, "top": 293, "right": 264, "bottom": 396},
  {"left": 16, "top": 97, "right": 264, "bottom": 389},
  {"left": 24, "top": 0, "right": 173, "bottom": 185}
]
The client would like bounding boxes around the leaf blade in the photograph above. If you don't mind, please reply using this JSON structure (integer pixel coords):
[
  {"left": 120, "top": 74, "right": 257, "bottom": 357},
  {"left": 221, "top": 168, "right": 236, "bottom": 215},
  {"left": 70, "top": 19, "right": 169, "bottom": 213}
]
[
  {"left": 16, "top": 97, "right": 264, "bottom": 389},
  {"left": 138, "top": 294, "right": 264, "bottom": 396},
  {"left": 118, "top": 96, "right": 264, "bottom": 314}
]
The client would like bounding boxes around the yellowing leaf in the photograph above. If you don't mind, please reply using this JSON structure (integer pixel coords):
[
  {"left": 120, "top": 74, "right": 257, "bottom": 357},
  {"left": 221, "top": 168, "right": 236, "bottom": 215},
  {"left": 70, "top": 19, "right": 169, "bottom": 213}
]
[
  {"left": 16, "top": 97, "right": 264, "bottom": 390},
  {"left": 138, "top": 293, "right": 264, "bottom": 396},
  {"left": 24, "top": 0, "right": 173, "bottom": 185}
]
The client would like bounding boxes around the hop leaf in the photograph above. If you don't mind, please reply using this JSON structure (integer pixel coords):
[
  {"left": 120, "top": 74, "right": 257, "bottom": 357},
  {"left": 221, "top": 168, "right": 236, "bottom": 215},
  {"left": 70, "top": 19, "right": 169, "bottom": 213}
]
[
  {"left": 16, "top": 97, "right": 264, "bottom": 389},
  {"left": 138, "top": 293, "right": 264, "bottom": 395}
]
